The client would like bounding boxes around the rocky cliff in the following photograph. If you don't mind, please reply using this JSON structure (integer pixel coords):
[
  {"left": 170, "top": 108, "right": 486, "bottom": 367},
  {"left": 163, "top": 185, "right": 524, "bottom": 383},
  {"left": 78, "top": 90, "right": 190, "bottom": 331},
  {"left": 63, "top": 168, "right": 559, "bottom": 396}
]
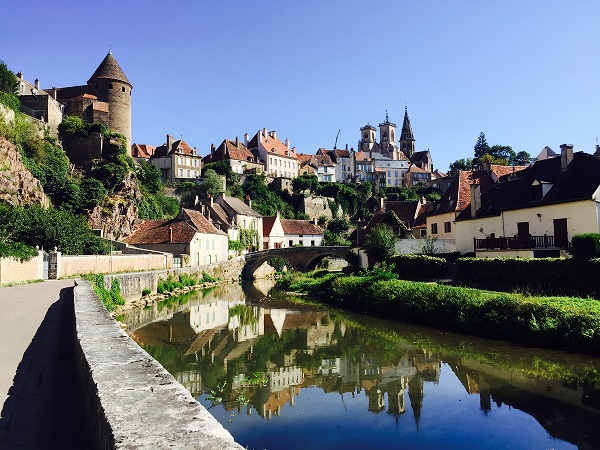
[
  {"left": 88, "top": 172, "right": 143, "bottom": 240},
  {"left": 0, "top": 136, "right": 50, "bottom": 208}
]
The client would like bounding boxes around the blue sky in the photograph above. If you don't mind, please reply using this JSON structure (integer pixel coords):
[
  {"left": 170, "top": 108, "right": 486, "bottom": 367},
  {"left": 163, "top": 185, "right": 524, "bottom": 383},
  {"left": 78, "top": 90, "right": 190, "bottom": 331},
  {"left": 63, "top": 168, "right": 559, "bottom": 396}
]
[{"left": 2, "top": 1, "right": 598, "bottom": 172}]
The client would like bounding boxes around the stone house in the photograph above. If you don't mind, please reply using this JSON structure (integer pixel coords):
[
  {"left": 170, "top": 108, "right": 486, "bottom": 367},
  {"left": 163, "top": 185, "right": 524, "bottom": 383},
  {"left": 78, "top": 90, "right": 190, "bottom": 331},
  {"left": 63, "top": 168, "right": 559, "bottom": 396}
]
[
  {"left": 455, "top": 144, "right": 600, "bottom": 257},
  {"left": 14, "top": 72, "right": 64, "bottom": 136},
  {"left": 281, "top": 219, "right": 323, "bottom": 247},
  {"left": 203, "top": 138, "right": 264, "bottom": 175},
  {"left": 246, "top": 128, "right": 299, "bottom": 179},
  {"left": 149, "top": 134, "right": 202, "bottom": 182},
  {"left": 262, "top": 212, "right": 286, "bottom": 249},
  {"left": 125, "top": 208, "right": 227, "bottom": 267}
]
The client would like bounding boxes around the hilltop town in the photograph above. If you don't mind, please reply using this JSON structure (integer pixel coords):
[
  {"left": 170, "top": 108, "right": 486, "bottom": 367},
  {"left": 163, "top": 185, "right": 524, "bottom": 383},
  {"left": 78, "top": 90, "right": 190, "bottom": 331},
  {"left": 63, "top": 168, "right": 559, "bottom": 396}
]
[{"left": 2, "top": 52, "right": 600, "bottom": 268}]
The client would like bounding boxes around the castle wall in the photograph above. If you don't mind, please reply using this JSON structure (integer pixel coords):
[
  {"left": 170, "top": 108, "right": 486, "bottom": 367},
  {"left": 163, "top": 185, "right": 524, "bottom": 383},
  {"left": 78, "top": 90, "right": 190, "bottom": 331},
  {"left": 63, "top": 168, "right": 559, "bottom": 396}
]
[{"left": 61, "top": 132, "right": 103, "bottom": 172}]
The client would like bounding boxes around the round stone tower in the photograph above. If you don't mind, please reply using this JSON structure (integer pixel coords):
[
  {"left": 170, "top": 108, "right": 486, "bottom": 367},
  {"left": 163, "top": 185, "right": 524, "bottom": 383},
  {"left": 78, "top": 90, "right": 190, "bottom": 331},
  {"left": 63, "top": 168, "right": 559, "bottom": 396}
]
[{"left": 87, "top": 52, "right": 132, "bottom": 150}]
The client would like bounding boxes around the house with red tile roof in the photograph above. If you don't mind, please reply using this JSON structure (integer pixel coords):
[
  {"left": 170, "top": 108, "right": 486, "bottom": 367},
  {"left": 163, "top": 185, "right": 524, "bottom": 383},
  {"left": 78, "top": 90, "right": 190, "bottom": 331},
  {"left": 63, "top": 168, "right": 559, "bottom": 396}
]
[
  {"left": 131, "top": 143, "right": 156, "bottom": 162},
  {"left": 405, "top": 164, "right": 432, "bottom": 187},
  {"left": 281, "top": 219, "right": 323, "bottom": 247},
  {"left": 145, "top": 134, "right": 202, "bottom": 182},
  {"left": 262, "top": 212, "right": 285, "bottom": 249},
  {"left": 246, "top": 128, "right": 298, "bottom": 179},
  {"left": 203, "top": 137, "right": 264, "bottom": 175},
  {"left": 319, "top": 148, "right": 354, "bottom": 182},
  {"left": 124, "top": 208, "right": 227, "bottom": 267}
]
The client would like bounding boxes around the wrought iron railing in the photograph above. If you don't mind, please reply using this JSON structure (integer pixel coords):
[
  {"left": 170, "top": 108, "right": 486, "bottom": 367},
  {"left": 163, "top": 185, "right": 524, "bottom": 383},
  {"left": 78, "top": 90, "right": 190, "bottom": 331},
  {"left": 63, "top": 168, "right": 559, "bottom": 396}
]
[{"left": 474, "top": 235, "right": 555, "bottom": 251}]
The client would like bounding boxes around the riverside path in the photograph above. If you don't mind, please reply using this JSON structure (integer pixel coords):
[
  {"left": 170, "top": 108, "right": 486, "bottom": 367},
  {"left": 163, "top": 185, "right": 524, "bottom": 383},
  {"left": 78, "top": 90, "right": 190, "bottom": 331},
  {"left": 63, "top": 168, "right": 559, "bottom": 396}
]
[{"left": 0, "top": 280, "right": 86, "bottom": 449}]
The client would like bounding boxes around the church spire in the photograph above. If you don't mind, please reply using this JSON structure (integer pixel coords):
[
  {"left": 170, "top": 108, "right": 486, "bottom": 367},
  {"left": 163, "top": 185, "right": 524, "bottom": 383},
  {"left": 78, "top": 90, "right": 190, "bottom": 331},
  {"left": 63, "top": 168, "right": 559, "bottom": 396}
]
[{"left": 400, "top": 106, "right": 415, "bottom": 160}]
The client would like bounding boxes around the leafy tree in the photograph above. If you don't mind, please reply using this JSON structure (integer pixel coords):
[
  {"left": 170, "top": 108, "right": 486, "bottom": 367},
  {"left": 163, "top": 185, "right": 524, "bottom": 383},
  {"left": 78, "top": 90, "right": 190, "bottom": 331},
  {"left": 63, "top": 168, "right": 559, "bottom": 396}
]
[
  {"left": 473, "top": 132, "right": 490, "bottom": 159},
  {"left": 135, "top": 160, "right": 162, "bottom": 194},
  {"left": 322, "top": 230, "right": 350, "bottom": 246},
  {"left": 449, "top": 158, "right": 474, "bottom": 171},
  {"left": 489, "top": 145, "right": 515, "bottom": 163},
  {"left": 362, "top": 224, "right": 398, "bottom": 267},
  {"left": 513, "top": 151, "right": 531, "bottom": 166},
  {"left": 0, "top": 60, "right": 18, "bottom": 95},
  {"left": 200, "top": 169, "right": 225, "bottom": 198},
  {"left": 292, "top": 174, "right": 319, "bottom": 194},
  {"left": 92, "top": 160, "right": 129, "bottom": 191},
  {"left": 327, "top": 217, "right": 350, "bottom": 234},
  {"left": 79, "top": 178, "right": 108, "bottom": 210}
]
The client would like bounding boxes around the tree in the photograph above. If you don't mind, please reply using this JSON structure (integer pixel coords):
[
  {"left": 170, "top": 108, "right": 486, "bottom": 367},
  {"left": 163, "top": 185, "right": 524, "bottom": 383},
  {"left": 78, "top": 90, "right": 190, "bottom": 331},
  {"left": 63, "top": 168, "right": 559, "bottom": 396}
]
[
  {"left": 291, "top": 174, "right": 319, "bottom": 194},
  {"left": 362, "top": 224, "right": 398, "bottom": 267},
  {"left": 449, "top": 158, "right": 474, "bottom": 171},
  {"left": 135, "top": 161, "right": 162, "bottom": 194},
  {"left": 473, "top": 132, "right": 490, "bottom": 159},
  {"left": 199, "top": 169, "right": 225, "bottom": 199},
  {"left": 513, "top": 151, "right": 531, "bottom": 166},
  {"left": 0, "top": 60, "right": 18, "bottom": 95}
]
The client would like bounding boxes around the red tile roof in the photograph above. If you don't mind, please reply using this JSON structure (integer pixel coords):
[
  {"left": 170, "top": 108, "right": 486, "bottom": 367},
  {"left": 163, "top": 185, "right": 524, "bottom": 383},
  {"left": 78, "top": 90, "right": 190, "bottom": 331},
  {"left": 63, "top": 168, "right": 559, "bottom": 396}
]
[
  {"left": 125, "top": 220, "right": 197, "bottom": 245},
  {"left": 248, "top": 130, "right": 298, "bottom": 159},
  {"left": 281, "top": 219, "right": 322, "bottom": 236},
  {"left": 181, "top": 209, "right": 226, "bottom": 235},
  {"left": 204, "top": 139, "right": 258, "bottom": 165},
  {"left": 489, "top": 164, "right": 528, "bottom": 179},
  {"left": 131, "top": 143, "right": 156, "bottom": 159},
  {"left": 153, "top": 137, "right": 198, "bottom": 158},
  {"left": 263, "top": 216, "right": 277, "bottom": 237},
  {"left": 354, "top": 151, "right": 371, "bottom": 162}
]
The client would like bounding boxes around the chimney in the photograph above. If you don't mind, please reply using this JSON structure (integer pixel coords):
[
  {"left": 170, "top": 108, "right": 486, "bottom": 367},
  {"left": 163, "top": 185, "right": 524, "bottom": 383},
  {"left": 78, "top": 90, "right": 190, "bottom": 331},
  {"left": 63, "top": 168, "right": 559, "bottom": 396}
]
[
  {"left": 34, "top": 79, "right": 39, "bottom": 90},
  {"left": 356, "top": 219, "right": 363, "bottom": 245},
  {"left": 169, "top": 226, "right": 173, "bottom": 242},
  {"left": 236, "top": 136, "right": 239, "bottom": 147},
  {"left": 270, "top": 130, "right": 277, "bottom": 140},
  {"left": 560, "top": 144, "right": 573, "bottom": 172},
  {"left": 259, "top": 129, "right": 263, "bottom": 144},
  {"left": 16, "top": 71, "right": 22, "bottom": 79},
  {"left": 346, "top": 144, "right": 348, "bottom": 150},
  {"left": 595, "top": 144, "right": 600, "bottom": 157},
  {"left": 470, "top": 183, "right": 481, "bottom": 218},
  {"left": 167, "top": 134, "right": 174, "bottom": 151},
  {"left": 211, "top": 143, "right": 215, "bottom": 153},
  {"left": 244, "top": 133, "right": 249, "bottom": 146},
  {"left": 285, "top": 138, "right": 290, "bottom": 148},
  {"left": 207, "top": 193, "right": 213, "bottom": 207},
  {"left": 245, "top": 195, "right": 252, "bottom": 208}
]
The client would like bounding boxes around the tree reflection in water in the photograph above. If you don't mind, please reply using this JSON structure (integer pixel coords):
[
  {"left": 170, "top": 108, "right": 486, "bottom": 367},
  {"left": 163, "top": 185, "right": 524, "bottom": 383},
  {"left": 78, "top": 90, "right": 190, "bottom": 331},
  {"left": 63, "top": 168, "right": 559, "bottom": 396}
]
[{"left": 124, "top": 281, "right": 600, "bottom": 449}]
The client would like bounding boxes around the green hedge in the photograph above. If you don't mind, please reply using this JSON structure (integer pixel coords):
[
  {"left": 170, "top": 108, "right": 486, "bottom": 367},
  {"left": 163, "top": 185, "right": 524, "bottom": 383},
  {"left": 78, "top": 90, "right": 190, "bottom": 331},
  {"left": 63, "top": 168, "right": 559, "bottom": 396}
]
[
  {"left": 456, "top": 257, "right": 600, "bottom": 298},
  {"left": 278, "top": 271, "right": 600, "bottom": 354},
  {"left": 389, "top": 254, "right": 447, "bottom": 281},
  {"left": 572, "top": 234, "right": 600, "bottom": 259}
]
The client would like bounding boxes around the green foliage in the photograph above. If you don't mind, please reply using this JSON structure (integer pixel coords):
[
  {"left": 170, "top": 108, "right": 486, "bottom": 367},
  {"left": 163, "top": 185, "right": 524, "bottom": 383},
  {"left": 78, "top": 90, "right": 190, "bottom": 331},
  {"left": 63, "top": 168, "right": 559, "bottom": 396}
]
[
  {"left": 322, "top": 229, "right": 351, "bottom": 246},
  {"left": 0, "top": 60, "right": 18, "bottom": 95},
  {"left": 201, "top": 272, "right": 216, "bottom": 283},
  {"left": 319, "top": 182, "right": 371, "bottom": 217},
  {"left": 141, "top": 288, "right": 152, "bottom": 296},
  {"left": 87, "top": 275, "right": 125, "bottom": 311},
  {"left": 389, "top": 254, "right": 447, "bottom": 281},
  {"left": 58, "top": 115, "right": 106, "bottom": 137},
  {"left": 241, "top": 174, "right": 294, "bottom": 217},
  {"left": 362, "top": 224, "right": 398, "bottom": 266},
  {"left": 79, "top": 178, "right": 108, "bottom": 211},
  {"left": 135, "top": 161, "right": 162, "bottom": 194},
  {"left": 327, "top": 217, "right": 350, "bottom": 234},
  {"left": 292, "top": 174, "right": 319, "bottom": 194},
  {"left": 572, "top": 234, "right": 600, "bottom": 260},
  {"left": 0, "top": 241, "right": 38, "bottom": 260},
  {"left": 473, "top": 132, "right": 490, "bottom": 159},
  {"left": 0, "top": 202, "right": 108, "bottom": 255},
  {"left": 0, "top": 91, "right": 20, "bottom": 112},
  {"left": 277, "top": 270, "right": 600, "bottom": 355},
  {"left": 92, "top": 160, "right": 129, "bottom": 191},
  {"left": 228, "top": 239, "right": 244, "bottom": 251},
  {"left": 239, "top": 227, "right": 260, "bottom": 252},
  {"left": 456, "top": 257, "right": 600, "bottom": 298},
  {"left": 449, "top": 158, "right": 474, "bottom": 171},
  {"left": 267, "top": 257, "right": 288, "bottom": 273}
]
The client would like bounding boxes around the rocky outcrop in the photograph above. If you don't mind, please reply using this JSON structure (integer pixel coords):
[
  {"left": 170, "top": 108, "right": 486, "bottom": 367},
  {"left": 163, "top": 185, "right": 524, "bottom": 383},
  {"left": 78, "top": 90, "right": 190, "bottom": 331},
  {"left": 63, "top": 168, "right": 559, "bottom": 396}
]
[
  {"left": 88, "top": 172, "right": 142, "bottom": 240},
  {"left": 0, "top": 136, "right": 50, "bottom": 208}
]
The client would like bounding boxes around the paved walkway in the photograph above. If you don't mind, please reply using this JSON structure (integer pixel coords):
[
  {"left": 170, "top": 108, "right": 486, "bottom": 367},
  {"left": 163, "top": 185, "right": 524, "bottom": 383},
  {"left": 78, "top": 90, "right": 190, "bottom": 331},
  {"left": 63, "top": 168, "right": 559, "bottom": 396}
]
[{"left": 0, "top": 280, "right": 86, "bottom": 449}]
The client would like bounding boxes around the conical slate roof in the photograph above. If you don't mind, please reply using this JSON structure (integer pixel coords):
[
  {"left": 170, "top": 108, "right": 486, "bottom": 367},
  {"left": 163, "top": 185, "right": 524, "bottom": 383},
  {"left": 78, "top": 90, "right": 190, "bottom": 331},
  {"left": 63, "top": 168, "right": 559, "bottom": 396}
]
[{"left": 87, "top": 52, "right": 131, "bottom": 86}]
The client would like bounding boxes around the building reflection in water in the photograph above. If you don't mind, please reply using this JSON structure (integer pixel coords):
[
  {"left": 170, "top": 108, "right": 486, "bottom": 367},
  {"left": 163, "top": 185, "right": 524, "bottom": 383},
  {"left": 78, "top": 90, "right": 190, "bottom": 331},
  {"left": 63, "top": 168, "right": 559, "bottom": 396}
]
[{"left": 126, "top": 282, "right": 600, "bottom": 448}]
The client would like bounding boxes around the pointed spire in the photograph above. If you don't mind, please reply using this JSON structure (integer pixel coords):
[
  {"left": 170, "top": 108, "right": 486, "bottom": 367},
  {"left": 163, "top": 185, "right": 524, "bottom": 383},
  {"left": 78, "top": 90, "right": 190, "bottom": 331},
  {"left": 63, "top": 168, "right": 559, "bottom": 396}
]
[{"left": 88, "top": 52, "right": 131, "bottom": 86}]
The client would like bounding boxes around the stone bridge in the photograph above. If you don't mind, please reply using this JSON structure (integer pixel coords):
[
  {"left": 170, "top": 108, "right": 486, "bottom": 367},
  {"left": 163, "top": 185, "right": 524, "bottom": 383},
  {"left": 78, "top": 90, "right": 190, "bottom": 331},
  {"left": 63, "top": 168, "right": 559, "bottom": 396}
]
[{"left": 242, "top": 246, "right": 357, "bottom": 279}]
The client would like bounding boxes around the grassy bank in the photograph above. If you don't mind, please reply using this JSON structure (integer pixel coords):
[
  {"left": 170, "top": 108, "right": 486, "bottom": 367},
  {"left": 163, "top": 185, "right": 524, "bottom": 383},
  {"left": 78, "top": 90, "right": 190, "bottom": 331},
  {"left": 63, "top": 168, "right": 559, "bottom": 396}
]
[{"left": 277, "top": 268, "right": 600, "bottom": 355}]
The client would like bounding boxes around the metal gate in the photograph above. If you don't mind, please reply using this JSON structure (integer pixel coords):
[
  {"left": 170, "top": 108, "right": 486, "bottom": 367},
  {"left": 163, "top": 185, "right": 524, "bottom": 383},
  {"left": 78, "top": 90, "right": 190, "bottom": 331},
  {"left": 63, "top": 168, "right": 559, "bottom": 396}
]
[{"left": 42, "top": 250, "right": 49, "bottom": 280}]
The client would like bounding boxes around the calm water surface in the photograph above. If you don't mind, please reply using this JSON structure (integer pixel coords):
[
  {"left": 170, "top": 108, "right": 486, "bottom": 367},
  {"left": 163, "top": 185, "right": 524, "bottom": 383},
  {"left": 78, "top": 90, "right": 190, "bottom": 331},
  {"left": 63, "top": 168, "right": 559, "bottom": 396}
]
[{"left": 122, "top": 281, "right": 600, "bottom": 449}]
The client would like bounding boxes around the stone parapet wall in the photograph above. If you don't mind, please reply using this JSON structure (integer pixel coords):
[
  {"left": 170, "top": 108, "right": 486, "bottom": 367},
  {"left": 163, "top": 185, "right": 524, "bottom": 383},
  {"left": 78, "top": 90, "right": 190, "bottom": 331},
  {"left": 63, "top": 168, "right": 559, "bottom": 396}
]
[
  {"left": 73, "top": 280, "right": 242, "bottom": 449},
  {"left": 105, "top": 256, "right": 246, "bottom": 301}
]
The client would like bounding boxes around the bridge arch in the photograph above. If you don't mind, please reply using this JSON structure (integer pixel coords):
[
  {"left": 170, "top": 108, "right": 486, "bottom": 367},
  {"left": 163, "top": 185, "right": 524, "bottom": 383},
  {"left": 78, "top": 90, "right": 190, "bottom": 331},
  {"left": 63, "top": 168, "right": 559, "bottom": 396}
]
[{"left": 242, "top": 246, "right": 357, "bottom": 280}]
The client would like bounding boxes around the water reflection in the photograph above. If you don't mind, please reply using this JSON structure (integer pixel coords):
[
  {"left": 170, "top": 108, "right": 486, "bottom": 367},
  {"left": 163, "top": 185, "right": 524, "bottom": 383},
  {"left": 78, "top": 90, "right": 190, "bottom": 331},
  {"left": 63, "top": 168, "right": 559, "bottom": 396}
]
[{"left": 123, "top": 282, "right": 600, "bottom": 449}]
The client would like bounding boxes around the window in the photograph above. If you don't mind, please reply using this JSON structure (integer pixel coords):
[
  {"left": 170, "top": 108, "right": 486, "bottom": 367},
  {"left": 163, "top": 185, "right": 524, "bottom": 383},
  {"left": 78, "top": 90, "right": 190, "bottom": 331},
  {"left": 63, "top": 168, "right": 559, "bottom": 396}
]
[
  {"left": 178, "top": 168, "right": 183, "bottom": 177},
  {"left": 444, "top": 221, "right": 451, "bottom": 233},
  {"left": 299, "top": 240, "right": 303, "bottom": 246},
  {"left": 177, "top": 156, "right": 183, "bottom": 165},
  {"left": 289, "top": 240, "right": 293, "bottom": 247},
  {"left": 192, "top": 159, "right": 198, "bottom": 167},
  {"left": 394, "top": 170, "right": 398, "bottom": 178},
  {"left": 109, "top": 83, "right": 113, "bottom": 89},
  {"left": 186, "top": 169, "right": 191, "bottom": 178},
  {"left": 121, "top": 87, "right": 125, "bottom": 92},
  {"left": 431, "top": 223, "right": 438, "bottom": 234},
  {"left": 311, "top": 240, "right": 315, "bottom": 246},
  {"left": 420, "top": 229, "right": 427, "bottom": 237}
]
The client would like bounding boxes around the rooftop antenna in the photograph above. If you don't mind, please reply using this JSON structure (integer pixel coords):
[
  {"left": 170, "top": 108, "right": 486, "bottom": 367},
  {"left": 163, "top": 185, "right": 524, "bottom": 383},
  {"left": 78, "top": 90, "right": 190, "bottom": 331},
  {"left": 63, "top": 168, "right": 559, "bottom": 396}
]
[
  {"left": 109, "top": 44, "right": 112, "bottom": 54},
  {"left": 334, "top": 129, "right": 340, "bottom": 149}
]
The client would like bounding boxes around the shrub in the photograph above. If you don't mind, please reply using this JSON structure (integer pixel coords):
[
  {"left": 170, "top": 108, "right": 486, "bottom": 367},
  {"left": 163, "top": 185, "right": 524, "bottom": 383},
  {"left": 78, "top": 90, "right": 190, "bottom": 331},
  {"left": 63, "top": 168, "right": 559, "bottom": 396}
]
[
  {"left": 572, "top": 234, "right": 600, "bottom": 260},
  {"left": 141, "top": 288, "right": 151, "bottom": 296},
  {"left": 267, "top": 257, "right": 288, "bottom": 273},
  {"left": 390, "top": 254, "right": 447, "bottom": 281},
  {"left": 201, "top": 272, "right": 216, "bottom": 283},
  {"left": 87, "top": 275, "right": 124, "bottom": 311}
]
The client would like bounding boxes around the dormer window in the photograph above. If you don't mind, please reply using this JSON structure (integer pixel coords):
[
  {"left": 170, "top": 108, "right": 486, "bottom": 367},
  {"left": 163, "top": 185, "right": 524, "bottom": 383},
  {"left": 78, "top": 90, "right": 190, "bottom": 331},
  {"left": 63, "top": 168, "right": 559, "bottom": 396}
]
[{"left": 531, "top": 180, "right": 552, "bottom": 201}]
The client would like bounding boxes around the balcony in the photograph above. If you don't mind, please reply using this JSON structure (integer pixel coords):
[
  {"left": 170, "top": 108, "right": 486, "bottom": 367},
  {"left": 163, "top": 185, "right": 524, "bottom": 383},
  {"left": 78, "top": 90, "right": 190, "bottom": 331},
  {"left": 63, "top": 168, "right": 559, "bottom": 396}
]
[{"left": 474, "top": 235, "right": 556, "bottom": 251}]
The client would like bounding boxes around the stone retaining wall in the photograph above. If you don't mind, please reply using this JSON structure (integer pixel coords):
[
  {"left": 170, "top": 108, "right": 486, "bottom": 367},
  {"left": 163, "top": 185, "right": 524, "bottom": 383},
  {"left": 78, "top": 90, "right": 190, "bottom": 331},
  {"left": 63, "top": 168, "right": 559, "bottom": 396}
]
[
  {"left": 73, "top": 280, "right": 243, "bottom": 449},
  {"left": 106, "top": 256, "right": 246, "bottom": 301}
]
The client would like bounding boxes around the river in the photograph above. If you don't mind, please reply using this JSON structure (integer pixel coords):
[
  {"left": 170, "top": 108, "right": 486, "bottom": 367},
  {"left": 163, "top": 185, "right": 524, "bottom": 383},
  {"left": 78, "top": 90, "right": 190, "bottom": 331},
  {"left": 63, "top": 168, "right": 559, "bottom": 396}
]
[{"left": 121, "top": 281, "right": 600, "bottom": 449}]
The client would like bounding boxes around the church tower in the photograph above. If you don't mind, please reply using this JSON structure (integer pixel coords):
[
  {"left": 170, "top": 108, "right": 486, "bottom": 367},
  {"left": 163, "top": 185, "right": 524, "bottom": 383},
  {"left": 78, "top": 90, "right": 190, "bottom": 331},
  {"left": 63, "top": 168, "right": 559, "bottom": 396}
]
[
  {"left": 378, "top": 110, "right": 399, "bottom": 160},
  {"left": 399, "top": 106, "right": 415, "bottom": 160},
  {"left": 359, "top": 124, "right": 377, "bottom": 153},
  {"left": 87, "top": 52, "right": 132, "bottom": 149}
]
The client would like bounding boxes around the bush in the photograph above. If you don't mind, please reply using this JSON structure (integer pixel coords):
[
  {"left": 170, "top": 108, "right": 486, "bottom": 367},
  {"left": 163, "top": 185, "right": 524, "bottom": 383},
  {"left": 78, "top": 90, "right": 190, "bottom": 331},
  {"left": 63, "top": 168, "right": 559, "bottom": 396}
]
[
  {"left": 0, "top": 91, "right": 20, "bottom": 112},
  {"left": 141, "top": 288, "right": 152, "bottom": 296},
  {"left": 267, "top": 257, "right": 288, "bottom": 273},
  {"left": 390, "top": 254, "right": 447, "bottom": 281},
  {"left": 87, "top": 275, "right": 124, "bottom": 311},
  {"left": 572, "top": 234, "right": 600, "bottom": 260},
  {"left": 455, "top": 257, "right": 600, "bottom": 299}
]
